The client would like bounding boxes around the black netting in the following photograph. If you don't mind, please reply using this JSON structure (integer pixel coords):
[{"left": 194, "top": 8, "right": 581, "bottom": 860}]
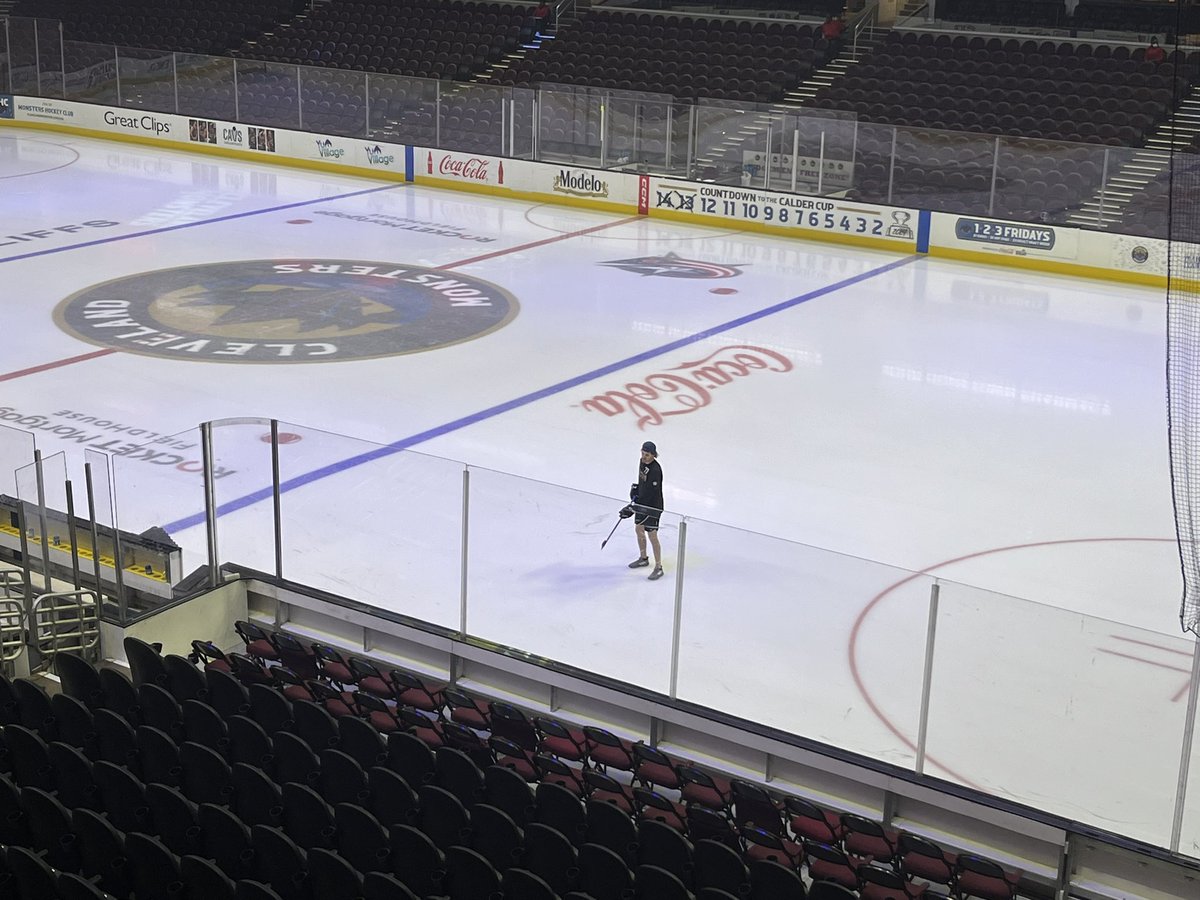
[{"left": 1167, "top": 18, "right": 1200, "bottom": 636}]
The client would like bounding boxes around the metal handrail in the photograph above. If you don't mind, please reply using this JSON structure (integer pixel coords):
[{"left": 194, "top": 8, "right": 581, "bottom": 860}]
[
  {"left": 0, "top": 600, "right": 24, "bottom": 664},
  {"left": 850, "top": 2, "right": 880, "bottom": 61},
  {"left": 28, "top": 589, "right": 100, "bottom": 669},
  {"left": 0, "top": 569, "right": 24, "bottom": 599}
]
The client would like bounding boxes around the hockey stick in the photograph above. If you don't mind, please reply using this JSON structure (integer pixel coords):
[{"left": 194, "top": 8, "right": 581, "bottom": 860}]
[{"left": 600, "top": 516, "right": 624, "bottom": 549}]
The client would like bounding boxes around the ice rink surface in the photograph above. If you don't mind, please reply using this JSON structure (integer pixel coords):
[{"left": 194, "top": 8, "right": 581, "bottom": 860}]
[{"left": 2, "top": 129, "right": 1197, "bottom": 850}]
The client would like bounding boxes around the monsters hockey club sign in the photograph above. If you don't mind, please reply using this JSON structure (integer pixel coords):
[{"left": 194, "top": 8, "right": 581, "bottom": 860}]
[{"left": 54, "top": 259, "right": 518, "bottom": 363}]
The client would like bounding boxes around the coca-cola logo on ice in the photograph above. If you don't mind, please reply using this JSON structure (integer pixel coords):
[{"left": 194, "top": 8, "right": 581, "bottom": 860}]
[
  {"left": 579, "top": 345, "right": 793, "bottom": 428},
  {"left": 428, "top": 152, "right": 501, "bottom": 183}
]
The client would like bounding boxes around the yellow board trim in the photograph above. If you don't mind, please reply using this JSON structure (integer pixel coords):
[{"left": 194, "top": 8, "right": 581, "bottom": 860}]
[
  {"left": 1, "top": 118, "right": 1172, "bottom": 287},
  {"left": 415, "top": 174, "right": 637, "bottom": 214},
  {"left": 929, "top": 245, "right": 1167, "bottom": 288},
  {"left": 0, "top": 118, "right": 411, "bottom": 184}
]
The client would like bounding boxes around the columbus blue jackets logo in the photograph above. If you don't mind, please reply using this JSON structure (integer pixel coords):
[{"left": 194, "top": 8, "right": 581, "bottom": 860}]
[
  {"left": 598, "top": 252, "right": 744, "bottom": 279},
  {"left": 54, "top": 259, "right": 518, "bottom": 364}
]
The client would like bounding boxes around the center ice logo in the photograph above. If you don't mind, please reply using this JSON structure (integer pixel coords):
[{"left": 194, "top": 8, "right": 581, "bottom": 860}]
[
  {"left": 53, "top": 259, "right": 518, "bottom": 364},
  {"left": 598, "top": 252, "right": 745, "bottom": 279}
]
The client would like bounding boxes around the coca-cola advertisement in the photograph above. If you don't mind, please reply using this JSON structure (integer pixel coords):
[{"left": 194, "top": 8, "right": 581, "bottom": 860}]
[{"left": 426, "top": 150, "right": 504, "bottom": 186}]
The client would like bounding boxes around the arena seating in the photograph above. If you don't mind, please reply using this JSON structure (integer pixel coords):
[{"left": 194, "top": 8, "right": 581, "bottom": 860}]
[
  {"left": 0, "top": 633, "right": 1028, "bottom": 900},
  {"left": 494, "top": 11, "right": 833, "bottom": 104},
  {"left": 9, "top": 0, "right": 295, "bottom": 56},
  {"left": 805, "top": 31, "right": 1197, "bottom": 222},
  {"left": 937, "top": 0, "right": 1067, "bottom": 29},
  {"left": 237, "top": 0, "right": 536, "bottom": 81}
]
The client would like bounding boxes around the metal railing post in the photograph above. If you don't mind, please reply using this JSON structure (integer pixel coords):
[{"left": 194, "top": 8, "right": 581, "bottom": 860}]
[
  {"left": 363, "top": 74, "right": 369, "bottom": 137},
  {"left": 297, "top": 66, "right": 304, "bottom": 130},
  {"left": 665, "top": 104, "right": 673, "bottom": 170},
  {"left": 32, "top": 19, "right": 40, "bottom": 96},
  {"left": 791, "top": 127, "right": 800, "bottom": 192},
  {"left": 460, "top": 467, "right": 470, "bottom": 638},
  {"left": 64, "top": 480, "right": 81, "bottom": 591},
  {"left": 914, "top": 580, "right": 941, "bottom": 775},
  {"left": 59, "top": 22, "right": 66, "bottom": 98},
  {"left": 435, "top": 80, "right": 442, "bottom": 147},
  {"left": 600, "top": 92, "right": 607, "bottom": 168},
  {"left": 271, "top": 420, "right": 283, "bottom": 580},
  {"left": 201, "top": 422, "right": 220, "bottom": 588},
  {"left": 888, "top": 125, "right": 897, "bottom": 204},
  {"left": 988, "top": 135, "right": 1000, "bottom": 217},
  {"left": 667, "top": 518, "right": 688, "bottom": 699},
  {"left": 115, "top": 45, "right": 122, "bottom": 106},
  {"left": 33, "top": 450, "right": 51, "bottom": 593},
  {"left": 764, "top": 121, "right": 773, "bottom": 190},
  {"left": 817, "top": 130, "right": 826, "bottom": 195},
  {"left": 1170, "top": 636, "right": 1200, "bottom": 851},
  {"left": 83, "top": 463, "right": 104, "bottom": 602},
  {"left": 233, "top": 59, "right": 239, "bottom": 120},
  {"left": 1098, "top": 147, "right": 1110, "bottom": 228},
  {"left": 686, "top": 104, "right": 696, "bottom": 178},
  {"left": 4, "top": 19, "right": 12, "bottom": 93}
]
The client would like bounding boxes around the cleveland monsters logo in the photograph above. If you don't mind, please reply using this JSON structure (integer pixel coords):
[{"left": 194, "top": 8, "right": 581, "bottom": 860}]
[
  {"left": 599, "top": 252, "right": 744, "bottom": 279},
  {"left": 54, "top": 260, "right": 518, "bottom": 363}
]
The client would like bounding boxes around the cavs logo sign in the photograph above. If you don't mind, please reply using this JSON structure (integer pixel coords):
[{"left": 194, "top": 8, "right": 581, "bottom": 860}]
[
  {"left": 599, "top": 252, "right": 744, "bottom": 279},
  {"left": 54, "top": 260, "right": 518, "bottom": 363}
]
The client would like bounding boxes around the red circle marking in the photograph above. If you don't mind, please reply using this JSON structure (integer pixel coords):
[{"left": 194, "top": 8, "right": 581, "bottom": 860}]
[
  {"left": 849, "top": 536, "right": 1176, "bottom": 787},
  {"left": 709, "top": 287, "right": 738, "bottom": 295},
  {"left": 260, "top": 432, "right": 303, "bottom": 443},
  {"left": 286, "top": 219, "right": 312, "bottom": 225}
]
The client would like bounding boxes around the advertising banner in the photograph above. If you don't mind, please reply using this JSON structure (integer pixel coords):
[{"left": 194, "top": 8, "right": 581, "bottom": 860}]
[{"left": 647, "top": 177, "right": 919, "bottom": 248}]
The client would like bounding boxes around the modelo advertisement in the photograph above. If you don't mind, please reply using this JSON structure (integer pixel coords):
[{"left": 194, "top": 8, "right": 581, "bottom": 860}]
[
  {"left": 647, "top": 176, "right": 919, "bottom": 248},
  {"left": 512, "top": 160, "right": 641, "bottom": 211}
]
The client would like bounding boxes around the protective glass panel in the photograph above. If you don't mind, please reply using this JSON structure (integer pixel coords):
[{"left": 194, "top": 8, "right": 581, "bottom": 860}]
[
  {"left": 1119, "top": 145, "right": 1173, "bottom": 240},
  {"left": 209, "top": 418, "right": 278, "bottom": 578},
  {"left": 847, "top": 121, "right": 897, "bottom": 205},
  {"left": 437, "top": 82, "right": 507, "bottom": 157},
  {"left": 465, "top": 468, "right": 674, "bottom": 694},
  {"left": 604, "top": 93, "right": 672, "bottom": 172},
  {"left": 5, "top": 17, "right": 39, "bottom": 96},
  {"left": 927, "top": 581, "right": 1191, "bottom": 847},
  {"left": 15, "top": 452, "right": 68, "bottom": 588},
  {"left": 63, "top": 41, "right": 120, "bottom": 105},
  {"left": 366, "top": 72, "right": 437, "bottom": 145},
  {"left": 175, "top": 53, "right": 236, "bottom": 121},
  {"left": 675, "top": 518, "right": 929, "bottom": 768},
  {"left": 996, "top": 135, "right": 1112, "bottom": 228},
  {"left": 235, "top": 59, "right": 301, "bottom": 130},
  {"left": 116, "top": 47, "right": 177, "bottom": 113},
  {"left": 107, "top": 426, "right": 207, "bottom": 592},
  {"left": 509, "top": 88, "right": 537, "bottom": 160},
  {"left": 0, "top": 424, "right": 36, "bottom": 498},
  {"left": 691, "top": 99, "right": 771, "bottom": 186},
  {"left": 299, "top": 66, "right": 366, "bottom": 138},
  {"left": 35, "top": 18, "right": 64, "bottom": 99},
  {"left": 1180, "top": 672, "right": 1200, "bottom": 858},
  {"left": 275, "top": 424, "right": 463, "bottom": 629},
  {"left": 537, "top": 85, "right": 603, "bottom": 166},
  {"left": 665, "top": 102, "right": 691, "bottom": 177},
  {"left": 885, "top": 127, "right": 998, "bottom": 216}
]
